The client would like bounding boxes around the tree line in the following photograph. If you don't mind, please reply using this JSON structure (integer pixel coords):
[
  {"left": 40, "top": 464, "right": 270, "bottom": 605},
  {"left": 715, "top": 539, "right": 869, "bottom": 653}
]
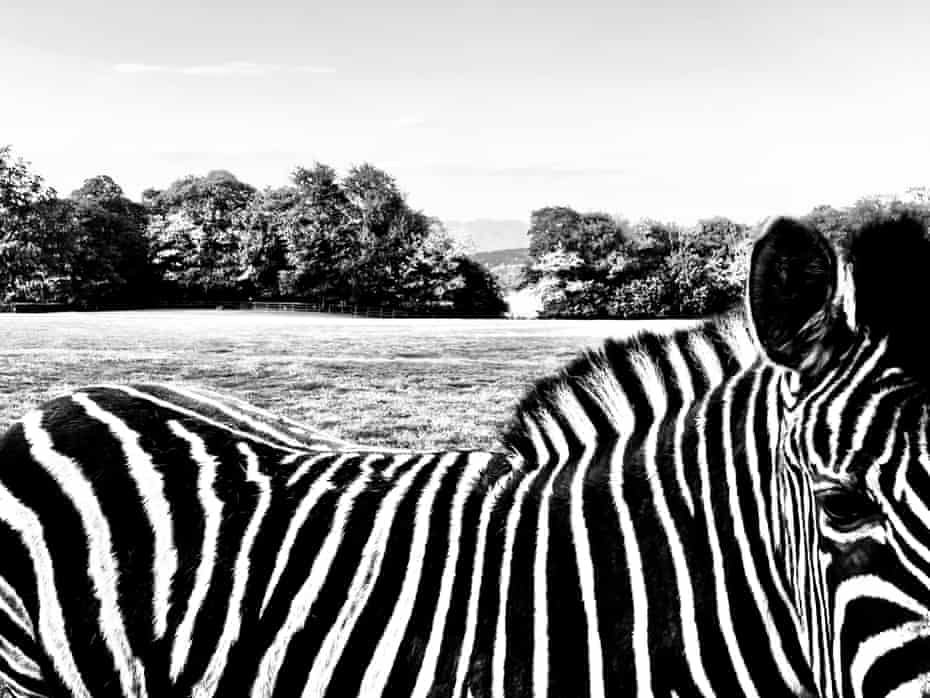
[
  {"left": 0, "top": 146, "right": 507, "bottom": 316},
  {"left": 524, "top": 195, "right": 930, "bottom": 318},
  {"left": 7, "top": 143, "right": 929, "bottom": 320}
]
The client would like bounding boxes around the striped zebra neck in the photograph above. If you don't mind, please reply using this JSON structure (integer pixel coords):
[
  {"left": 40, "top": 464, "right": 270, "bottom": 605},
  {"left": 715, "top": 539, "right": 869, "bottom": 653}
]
[
  {"left": 485, "top": 316, "right": 821, "bottom": 696},
  {"left": 500, "top": 312, "right": 759, "bottom": 463}
]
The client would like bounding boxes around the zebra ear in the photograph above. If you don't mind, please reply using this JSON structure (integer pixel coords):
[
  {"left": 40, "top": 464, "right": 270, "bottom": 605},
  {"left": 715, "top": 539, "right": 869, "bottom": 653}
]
[
  {"left": 747, "top": 217, "right": 842, "bottom": 374},
  {"left": 848, "top": 214, "right": 930, "bottom": 379}
]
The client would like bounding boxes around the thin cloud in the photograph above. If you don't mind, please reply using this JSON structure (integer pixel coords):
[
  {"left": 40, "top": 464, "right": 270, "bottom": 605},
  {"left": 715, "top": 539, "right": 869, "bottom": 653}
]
[
  {"left": 113, "top": 63, "right": 167, "bottom": 73},
  {"left": 391, "top": 114, "right": 430, "bottom": 128},
  {"left": 112, "top": 62, "right": 336, "bottom": 76},
  {"left": 421, "top": 163, "right": 633, "bottom": 178},
  {"left": 180, "top": 61, "right": 267, "bottom": 76},
  {"left": 294, "top": 65, "right": 337, "bottom": 74}
]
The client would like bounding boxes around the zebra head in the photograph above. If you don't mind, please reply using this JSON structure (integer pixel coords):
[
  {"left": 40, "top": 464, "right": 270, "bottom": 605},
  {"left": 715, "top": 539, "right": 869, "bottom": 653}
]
[{"left": 748, "top": 214, "right": 930, "bottom": 698}]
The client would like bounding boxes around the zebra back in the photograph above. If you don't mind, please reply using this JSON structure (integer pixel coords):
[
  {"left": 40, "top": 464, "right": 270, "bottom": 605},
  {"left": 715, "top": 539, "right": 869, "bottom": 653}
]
[{"left": 0, "top": 383, "right": 511, "bottom": 697}]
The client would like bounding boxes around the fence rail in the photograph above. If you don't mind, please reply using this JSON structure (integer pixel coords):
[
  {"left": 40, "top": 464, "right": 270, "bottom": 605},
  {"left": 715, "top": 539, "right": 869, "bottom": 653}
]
[
  {"left": 0, "top": 300, "right": 501, "bottom": 319},
  {"left": 249, "top": 301, "right": 438, "bottom": 318}
]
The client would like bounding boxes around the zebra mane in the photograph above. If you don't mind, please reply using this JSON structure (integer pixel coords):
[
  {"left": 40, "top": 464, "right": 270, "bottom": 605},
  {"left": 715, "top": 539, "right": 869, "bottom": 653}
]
[{"left": 499, "top": 311, "right": 760, "bottom": 459}]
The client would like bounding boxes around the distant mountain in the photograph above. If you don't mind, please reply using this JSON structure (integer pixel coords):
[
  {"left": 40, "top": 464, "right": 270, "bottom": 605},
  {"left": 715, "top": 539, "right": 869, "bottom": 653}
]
[
  {"left": 470, "top": 248, "right": 530, "bottom": 267},
  {"left": 444, "top": 218, "right": 529, "bottom": 252}
]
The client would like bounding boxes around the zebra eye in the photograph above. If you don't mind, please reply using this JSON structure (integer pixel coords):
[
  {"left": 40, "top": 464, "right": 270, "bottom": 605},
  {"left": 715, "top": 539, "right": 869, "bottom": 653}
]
[{"left": 817, "top": 488, "right": 880, "bottom": 531}]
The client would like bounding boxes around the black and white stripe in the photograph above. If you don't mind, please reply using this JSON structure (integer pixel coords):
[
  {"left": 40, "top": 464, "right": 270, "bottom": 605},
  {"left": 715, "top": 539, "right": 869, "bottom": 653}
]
[
  {"left": 0, "top": 384, "right": 512, "bottom": 696},
  {"left": 498, "top": 327, "right": 815, "bottom": 697},
  {"left": 3, "top": 215, "right": 930, "bottom": 697},
  {"left": 0, "top": 316, "right": 770, "bottom": 697}
]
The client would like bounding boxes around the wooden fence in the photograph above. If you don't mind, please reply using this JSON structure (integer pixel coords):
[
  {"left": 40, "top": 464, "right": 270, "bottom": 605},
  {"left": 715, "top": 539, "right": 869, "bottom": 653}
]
[{"left": 0, "top": 300, "right": 500, "bottom": 319}]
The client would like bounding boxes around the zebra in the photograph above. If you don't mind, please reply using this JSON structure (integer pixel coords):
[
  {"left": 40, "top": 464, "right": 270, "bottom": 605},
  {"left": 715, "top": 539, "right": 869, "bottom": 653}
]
[
  {"left": 0, "top": 214, "right": 928, "bottom": 697},
  {"left": 136, "top": 384, "right": 400, "bottom": 453}
]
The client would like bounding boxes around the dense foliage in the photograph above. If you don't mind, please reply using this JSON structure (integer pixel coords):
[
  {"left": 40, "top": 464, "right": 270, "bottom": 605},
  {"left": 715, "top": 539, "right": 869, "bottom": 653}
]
[
  {"left": 0, "top": 147, "right": 506, "bottom": 316},
  {"left": 527, "top": 208, "right": 749, "bottom": 318},
  {"left": 6, "top": 144, "right": 930, "bottom": 319},
  {"left": 526, "top": 196, "right": 930, "bottom": 318}
]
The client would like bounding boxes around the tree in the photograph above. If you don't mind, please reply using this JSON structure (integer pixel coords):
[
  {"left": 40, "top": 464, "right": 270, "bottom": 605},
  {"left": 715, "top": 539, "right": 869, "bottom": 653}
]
[
  {"left": 281, "top": 162, "right": 440, "bottom": 306},
  {"left": 527, "top": 207, "right": 627, "bottom": 265},
  {"left": 577, "top": 212, "right": 628, "bottom": 267},
  {"left": 5, "top": 198, "right": 80, "bottom": 303},
  {"left": 0, "top": 150, "right": 504, "bottom": 312},
  {"left": 527, "top": 206, "right": 582, "bottom": 261},
  {"left": 802, "top": 205, "right": 850, "bottom": 247},
  {"left": 690, "top": 217, "right": 748, "bottom": 258},
  {"left": 72, "top": 175, "right": 124, "bottom": 202},
  {"left": 279, "top": 164, "right": 355, "bottom": 300},
  {"left": 339, "top": 163, "right": 427, "bottom": 303},
  {"left": 341, "top": 163, "right": 405, "bottom": 244},
  {"left": 355, "top": 207, "right": 433, "bottom": 303},
  {"left": 532, "top": 246, "right": 585, "bottom": 277},
  {"left": 68, "top": 176, "right": 153, "bottom": 304},
  {"left": 803, "top": 197, "right": 930, "bottom": 256},
  {"left": 396, "top": 220, "right": 461, "bottom": 305},
  {"left": 237, "top": 186, "right": 297, "bottom": 298},
  {"left": 145, "top": 170, "right": 256, "bottom": 299},
  {"left": 0, "top": 147, "right": 64, "bottom": 301},
  {"left": 442, "top": 257, "right": 508, "bottom": 316},
  {"left": 292, "top": 163, "right": 344, "bottom": 212},
  {"left": 614, "top": 219, "right": 745, "bottom": 318},
  {"left": 622, "top": 218, "right": 680, "bottom": 272},
  {"left": 0, "top": 145, "right": 54, "bottom": 217},
  {"left": 530, "top": 212, "right": 749, "bottom": 319}
]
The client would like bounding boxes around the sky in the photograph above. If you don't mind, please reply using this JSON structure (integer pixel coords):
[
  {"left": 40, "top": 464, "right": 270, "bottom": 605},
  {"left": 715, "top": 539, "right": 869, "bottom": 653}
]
[{"left": 2, "top": 0, "right": 929, "bottom": 226}]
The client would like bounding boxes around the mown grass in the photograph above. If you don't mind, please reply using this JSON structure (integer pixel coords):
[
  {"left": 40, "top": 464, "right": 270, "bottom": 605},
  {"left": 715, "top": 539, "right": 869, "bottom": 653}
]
[{"left": 0, "top": 310, "right": 687, "bottom": 450}]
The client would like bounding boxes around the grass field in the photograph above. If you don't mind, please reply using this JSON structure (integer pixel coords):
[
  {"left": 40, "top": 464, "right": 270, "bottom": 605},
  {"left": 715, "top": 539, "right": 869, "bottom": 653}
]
[{"left": 0, "top": 310, "right": 689, "bottom": 450}]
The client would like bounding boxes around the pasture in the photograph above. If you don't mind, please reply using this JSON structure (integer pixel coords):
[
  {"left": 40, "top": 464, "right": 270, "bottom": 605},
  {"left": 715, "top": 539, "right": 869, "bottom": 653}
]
[{"left": 0, "top": 310, "right": 689, "bottom": 449}]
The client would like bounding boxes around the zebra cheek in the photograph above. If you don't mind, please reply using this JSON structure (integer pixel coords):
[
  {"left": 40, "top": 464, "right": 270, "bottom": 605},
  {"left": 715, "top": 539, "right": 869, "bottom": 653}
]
[{"left": 823, "top": 537, "right": 886, "bottom": 580}]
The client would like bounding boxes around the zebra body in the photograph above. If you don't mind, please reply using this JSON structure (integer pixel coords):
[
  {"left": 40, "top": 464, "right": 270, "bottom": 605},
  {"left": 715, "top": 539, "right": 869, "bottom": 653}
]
[
  {"left": 0, "top": 330, "right": 782, "bottom": 698},
  {"left": 3, "top": 215, "right": 930, "bottom": 697},
  {"left": 0, "top": 384, "right": 508, "bottom": 697}
]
